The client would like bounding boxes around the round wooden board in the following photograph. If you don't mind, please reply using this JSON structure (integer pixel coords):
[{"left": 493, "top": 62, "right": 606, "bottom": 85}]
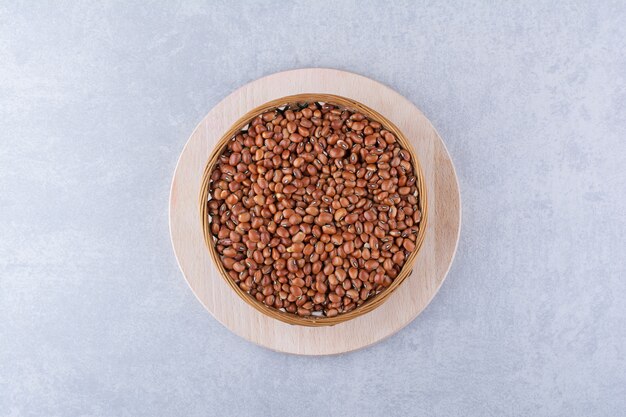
[{"left": 170, "top": 68, "right": 461, "bottom": 355}]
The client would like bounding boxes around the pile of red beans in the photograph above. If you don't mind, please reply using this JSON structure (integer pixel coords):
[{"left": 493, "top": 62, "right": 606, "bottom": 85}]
[{"left": 207, "top": 102, "right": 421, "bottom": 318}]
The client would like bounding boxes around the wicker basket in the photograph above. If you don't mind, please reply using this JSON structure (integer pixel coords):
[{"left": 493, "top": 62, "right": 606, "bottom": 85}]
[{"left": 199, "top": 94, "right": 427, "bottom": 326}]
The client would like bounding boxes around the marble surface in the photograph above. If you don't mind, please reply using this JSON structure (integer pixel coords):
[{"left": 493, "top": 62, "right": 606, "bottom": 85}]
[{"left": 1, "top": 1, "right": 625, "bottom": 416}]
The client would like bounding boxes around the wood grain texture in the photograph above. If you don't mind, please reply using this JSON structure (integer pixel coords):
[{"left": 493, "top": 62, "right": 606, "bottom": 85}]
[{"left": 169, "top": 68, "right": 461, "bottom": 355}]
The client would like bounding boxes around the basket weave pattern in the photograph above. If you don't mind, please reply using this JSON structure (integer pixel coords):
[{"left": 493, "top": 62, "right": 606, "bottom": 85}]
[{"left": 200, "top": 94, "right": 427, "bottom": 326}]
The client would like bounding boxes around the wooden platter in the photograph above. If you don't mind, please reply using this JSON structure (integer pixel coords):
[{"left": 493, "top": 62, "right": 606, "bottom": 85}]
[{"left": 169, "top": 68, "right": 461, "bottom": 355}]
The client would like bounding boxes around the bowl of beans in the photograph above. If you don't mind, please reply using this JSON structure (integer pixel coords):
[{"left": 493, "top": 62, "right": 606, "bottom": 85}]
[{"left": 200, "top": 94, "right": 427, "bottom": 326}]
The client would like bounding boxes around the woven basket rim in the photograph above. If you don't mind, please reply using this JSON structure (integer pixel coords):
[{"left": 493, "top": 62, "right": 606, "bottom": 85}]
[{"left": 199, "top": 93, "right": 428, "bottom": 326}]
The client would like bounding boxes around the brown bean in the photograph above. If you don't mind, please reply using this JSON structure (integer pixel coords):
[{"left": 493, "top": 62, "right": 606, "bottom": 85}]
[
  {"left": 317, "top": 212, "right": 333, "bottom": 225},
  {"left": 248, "top": 229, "right": 260, "bottom": 242},
  {"left": 330, "top": 234, "right": 343, "bottom": 245},
  {"left": 392, "top": 251, "right": 404, "bottom": 264},
  {"left": 351, "top": 121, "right": 365, "bottom": 131},
  {"left": 293, "top": 157, "right": 305, "bottom": 168},
  {"left": 346, "top": 289, "right": 359, "bottom": 300},
  {"left": 363, "top": 210, "right": 376, "bottom": 221},
  {"left": 305, "top": 206, "right": 319, "bottom": 216},
  {"left": 292, "top": 278, "right": 305, "bottom": 287},
  {"left": 222, "top": 257, "right": 236, "bottom": 269},
  {"left": 381, "top": 179, "right": 394, "bottom": 191},
  {"left": 329, "top": 148, "right": 345, "bottom": 158},
  {"left": 348, "top": 267, "right": 358, "bottom": 280},
  {"left": 292, "top": 231, "right": 306, "bottom": 243},
  {"left": 343, "top": 241, "right": 355, "bottom": 254},
  {"left": 364, "top": 260, "right": 379, "bottom": 270},
  {"left": 290, "top": 285, "right": 303, "bottom": 297},
  {"left": 334, "top": 208, "right": 347, "bottom": 222},
  {"left": 313, "top": 293, "right": 326, "bottom": 304},
  {"left": 403, "top": 239, "right": 416, "bottom": 252},
  {"left": 288, "top": 214, "right": 302, "bottom": 225},
  {"left": 297, "top": 308, "right": 311, "bottom": 316},
  {"left": 344, "top": 213, "right": 359, "bottom": 224},
  {"left": 316, "top": 282, "right": 328, "bottom": 293},
  {"left": 335, "top": 268, "right": 347, "bottom": 281}
]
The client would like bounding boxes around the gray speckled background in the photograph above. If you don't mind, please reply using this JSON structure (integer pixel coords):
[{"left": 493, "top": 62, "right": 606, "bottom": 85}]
[{"left": 1, "top": 1, "right": 625, "bottom": 416}]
